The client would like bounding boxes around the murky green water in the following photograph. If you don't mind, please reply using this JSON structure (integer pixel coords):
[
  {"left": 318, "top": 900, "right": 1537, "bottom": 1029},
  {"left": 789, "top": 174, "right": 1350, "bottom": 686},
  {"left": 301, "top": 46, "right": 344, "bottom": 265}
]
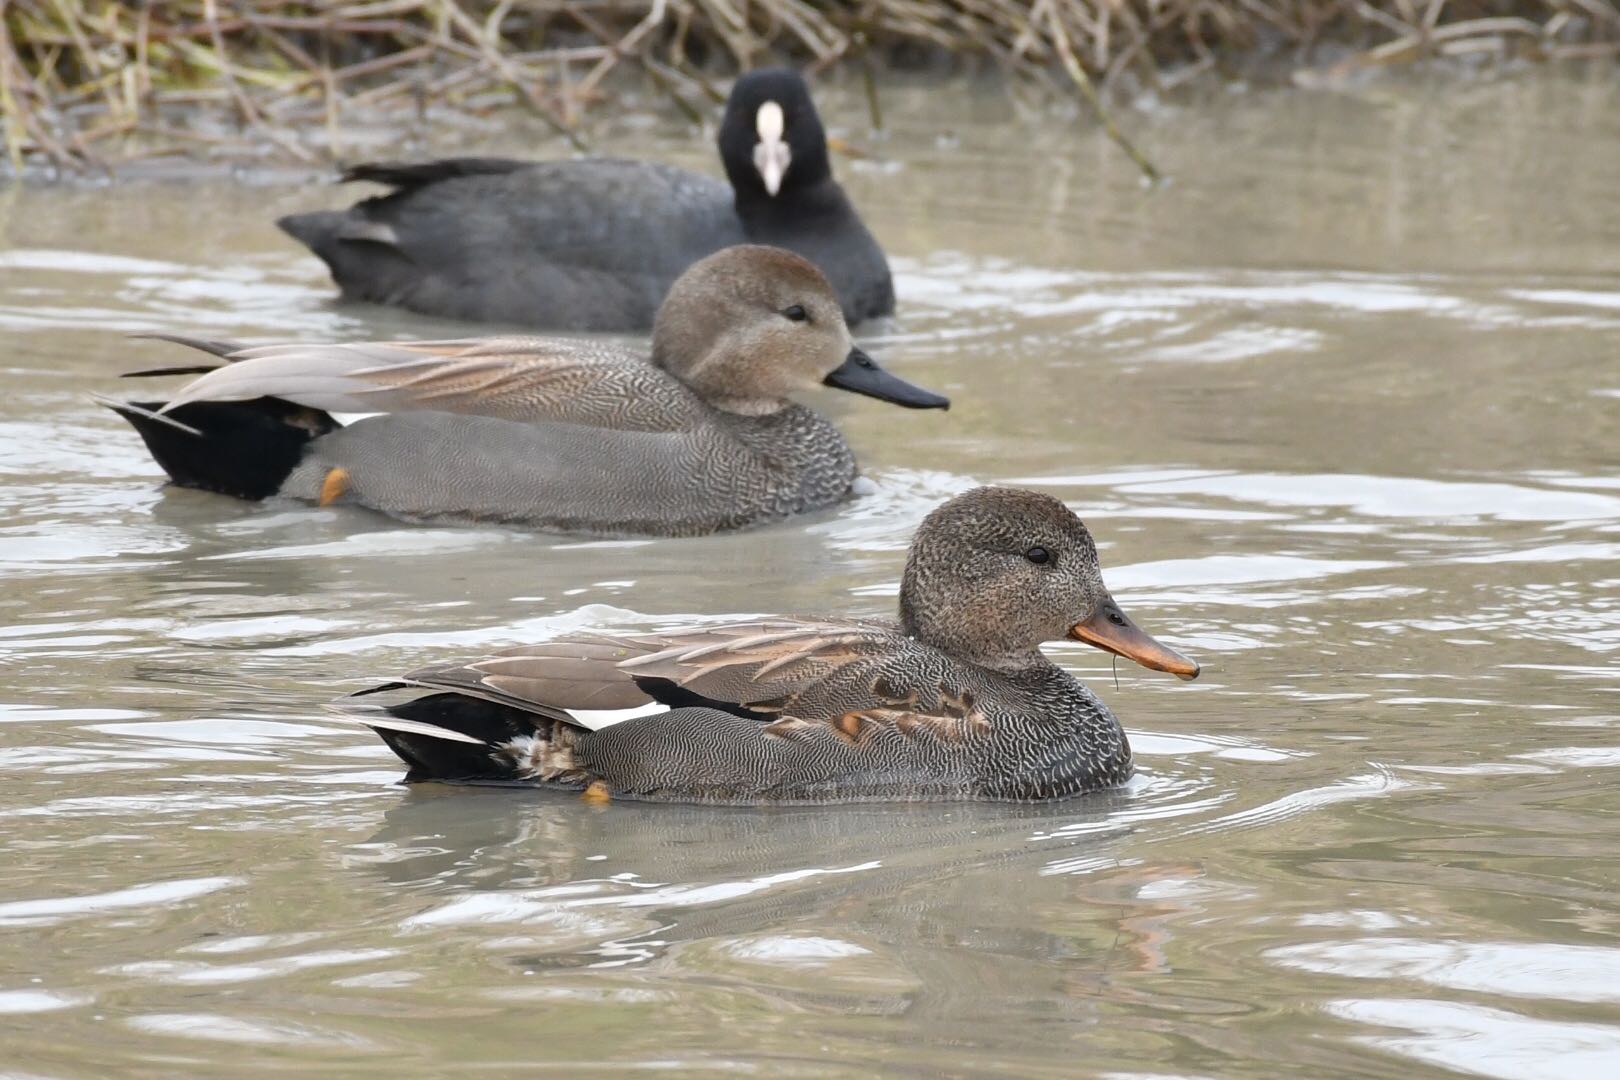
[{"left": 2, "top": 68, "right": 1618, "bottom": 1078}]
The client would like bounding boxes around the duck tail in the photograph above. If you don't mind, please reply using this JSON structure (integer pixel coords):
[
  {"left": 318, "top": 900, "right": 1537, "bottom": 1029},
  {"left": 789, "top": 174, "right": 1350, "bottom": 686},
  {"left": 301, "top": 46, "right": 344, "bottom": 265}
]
[
  {"left": 276, "top": 208, "right": 417, "bottom": 306},
  {"left": 101, "top": 396, "right": 339, "bottom": 502},
  {"left": 275, "top": 209, "right": 350, "bottom": 253},
  {"left": 342, "top": 691, "right": 574, "bottom": 786}
]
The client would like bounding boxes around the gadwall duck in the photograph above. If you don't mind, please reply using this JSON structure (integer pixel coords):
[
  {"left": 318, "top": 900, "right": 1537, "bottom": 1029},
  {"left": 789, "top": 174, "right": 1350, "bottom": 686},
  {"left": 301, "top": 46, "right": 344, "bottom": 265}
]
[
  {"left": 344, "top": 487, "right": 1201, "bottom": 804},
  {"left": 278, "top": 69, "right": 893, "bottom": 331},
  {"left": 104, "top": 246, "right": 944, "bottom": 536}
]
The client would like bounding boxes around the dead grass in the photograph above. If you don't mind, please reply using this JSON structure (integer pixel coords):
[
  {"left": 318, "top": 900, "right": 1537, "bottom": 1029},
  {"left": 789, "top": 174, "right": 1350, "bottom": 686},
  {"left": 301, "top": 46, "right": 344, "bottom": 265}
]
[{"left": 2, "top": 1, "right": 1616, "bottom": 173}]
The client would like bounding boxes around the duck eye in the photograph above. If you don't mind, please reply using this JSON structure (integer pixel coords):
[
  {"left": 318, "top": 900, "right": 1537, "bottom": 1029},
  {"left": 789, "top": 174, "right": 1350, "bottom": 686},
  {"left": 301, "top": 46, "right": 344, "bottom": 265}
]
[
  {"left": 1025, "top": 546, "right": 1051, "bottom": 565},
  {"left": 782, "top": 304, "right": 809, "bottom": 323}
]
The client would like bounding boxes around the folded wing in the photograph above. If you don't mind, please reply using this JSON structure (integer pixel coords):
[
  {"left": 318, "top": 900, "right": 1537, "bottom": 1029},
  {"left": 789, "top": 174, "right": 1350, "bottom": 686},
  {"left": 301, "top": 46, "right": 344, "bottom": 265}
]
[
  {"left": 385, "top": 620, "right": 983, "bottom": 741},
  {"left": 147, "top": 336, "right": 700, "bottom": 431}
]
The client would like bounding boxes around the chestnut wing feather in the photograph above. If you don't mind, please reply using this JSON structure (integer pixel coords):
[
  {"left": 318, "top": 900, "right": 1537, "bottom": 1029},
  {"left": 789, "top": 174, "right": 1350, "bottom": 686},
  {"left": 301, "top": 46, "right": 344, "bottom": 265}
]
[
  {"left": 392, "top": 621, "right": 984, "bottom": 742},
  {"left": 612, "top": 621, "right": 988, "bottom": 744},
  {"left": 613, "top": 621, "right": 891, "bottom": 711}
]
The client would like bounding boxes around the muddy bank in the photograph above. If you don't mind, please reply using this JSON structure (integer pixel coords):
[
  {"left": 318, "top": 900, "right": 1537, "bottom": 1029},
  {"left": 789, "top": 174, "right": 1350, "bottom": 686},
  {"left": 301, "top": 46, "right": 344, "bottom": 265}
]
[{"left": 3, "top": 1, "right": 1616, "bottom": 173}]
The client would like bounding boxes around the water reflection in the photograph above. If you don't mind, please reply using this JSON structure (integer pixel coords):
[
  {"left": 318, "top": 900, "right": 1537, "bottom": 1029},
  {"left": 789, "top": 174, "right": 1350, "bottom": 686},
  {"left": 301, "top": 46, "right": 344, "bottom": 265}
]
[
  {"left": 1326, "top": 999, "right": 1620, "bottom": 1080},
  {"left": 1271, "top": 938, "right": 1620, "bottom": 1003},
  {"left": 1, "top": 67, "right": 1619, "bottom": 1078}
]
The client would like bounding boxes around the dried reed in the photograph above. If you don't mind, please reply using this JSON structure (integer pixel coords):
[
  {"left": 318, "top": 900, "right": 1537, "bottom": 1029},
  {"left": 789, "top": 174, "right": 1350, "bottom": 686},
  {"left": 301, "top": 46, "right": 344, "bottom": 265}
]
[{"left": 2, "top": 0, "right": 1615, "bottom": 175}]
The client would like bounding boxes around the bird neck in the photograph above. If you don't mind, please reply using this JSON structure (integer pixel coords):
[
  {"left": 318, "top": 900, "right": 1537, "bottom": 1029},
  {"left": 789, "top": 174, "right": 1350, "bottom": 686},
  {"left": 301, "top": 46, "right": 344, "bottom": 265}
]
[{"left": 733, "top": 175, "right": 848, "bottom": 228}]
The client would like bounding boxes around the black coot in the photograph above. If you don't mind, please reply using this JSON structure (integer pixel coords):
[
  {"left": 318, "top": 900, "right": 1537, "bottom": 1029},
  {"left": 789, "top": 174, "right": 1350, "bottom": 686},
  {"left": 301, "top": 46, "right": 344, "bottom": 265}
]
[{"left": 277, "top": 69, "right": 894, "bottom": 331}]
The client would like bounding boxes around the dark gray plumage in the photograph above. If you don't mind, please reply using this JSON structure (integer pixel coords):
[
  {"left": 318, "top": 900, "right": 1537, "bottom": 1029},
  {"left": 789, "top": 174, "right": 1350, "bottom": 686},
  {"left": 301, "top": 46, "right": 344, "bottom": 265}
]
[
  {"left": 349, "top": 487, "right": 1203, "bottom": 804},
  {"left": 105, "top": 246, "right": 946, "bottom": 536},
  {"left": 277, "top": 69, "right": 894, "bottom": 330}
]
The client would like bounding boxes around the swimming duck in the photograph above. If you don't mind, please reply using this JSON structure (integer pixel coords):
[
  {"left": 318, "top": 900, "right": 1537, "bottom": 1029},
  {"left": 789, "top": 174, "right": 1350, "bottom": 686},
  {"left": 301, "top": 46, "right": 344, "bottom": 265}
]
[
  {"left": 104, "top": 246, "right": 945, "bottom": 536},
  {"left": 346, "top": 486, "right": 1200, "bottom": 803},
  {"left": 278, "top": 69, "right": 893, "bottom": 331}
]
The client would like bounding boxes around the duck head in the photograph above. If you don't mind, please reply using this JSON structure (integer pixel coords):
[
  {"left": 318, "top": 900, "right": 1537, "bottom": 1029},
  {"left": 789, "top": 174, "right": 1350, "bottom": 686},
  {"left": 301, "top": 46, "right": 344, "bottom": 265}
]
[
  {"left": 899, "top": 487, "right": 1200, "bottom": 678},
  {"left": 718, "top": 68, "right": 832, "bottom": 199},
  {"left": 652, "top": 245, "right": 947, "bottom": 415}
]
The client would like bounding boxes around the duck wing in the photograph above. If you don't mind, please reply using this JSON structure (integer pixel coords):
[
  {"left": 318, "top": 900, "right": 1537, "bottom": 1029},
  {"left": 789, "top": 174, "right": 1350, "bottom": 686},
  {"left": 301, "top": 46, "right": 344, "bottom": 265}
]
[
  {"left": 367, "top": 638, "right": 660, "bottom": 727},
  {"left": 386, "top": 620, "right": 987, "bottom": 741},
  {"left": 145, "top": 336, "right": 701, "bottom": 432}
]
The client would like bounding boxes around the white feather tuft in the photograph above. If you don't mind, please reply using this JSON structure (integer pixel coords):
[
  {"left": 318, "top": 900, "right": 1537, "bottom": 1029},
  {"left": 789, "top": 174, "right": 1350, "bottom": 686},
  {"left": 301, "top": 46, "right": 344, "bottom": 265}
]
[
  {"left": 563, "top": 701, "right": 668, "bottom": 731},
  {"left": 321, "top": 702, "right": 485, "bottom": 744},
  {"left": 755, "top": 100, "right": 785, "bottom": 141}
]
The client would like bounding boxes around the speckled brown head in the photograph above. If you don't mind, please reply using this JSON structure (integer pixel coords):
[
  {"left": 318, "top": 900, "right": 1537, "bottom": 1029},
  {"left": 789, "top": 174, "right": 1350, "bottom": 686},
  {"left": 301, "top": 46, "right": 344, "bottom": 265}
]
[
  {"left": 651, "top": 245, "right": 947, "bottom": 415},
  {"left": 899, "top": 486, "right": 1200, "bottom": 677}
]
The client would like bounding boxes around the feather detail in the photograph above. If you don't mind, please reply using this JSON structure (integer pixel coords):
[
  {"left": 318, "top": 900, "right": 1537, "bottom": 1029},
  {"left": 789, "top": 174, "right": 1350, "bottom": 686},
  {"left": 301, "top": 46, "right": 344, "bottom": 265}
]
[
  {"left": 92, "top": 394, "right": 202, "bottom": 436},
  {"left": 353, "top": 619, "right": 990, "bottom": 752},
  {"left": 142, "top": 337, "right": 698, "bottom": 430},
  {"left": 562, "top": 702, "right": 669, "bottom": 730},
  {"left": 321, "top": 702, "right": 485, "bottom": 744}
]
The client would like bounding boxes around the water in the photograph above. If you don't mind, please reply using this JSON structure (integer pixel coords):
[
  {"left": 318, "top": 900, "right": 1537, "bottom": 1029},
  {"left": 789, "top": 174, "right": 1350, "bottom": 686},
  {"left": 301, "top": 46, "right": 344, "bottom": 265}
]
[{"left": 3, "top": 67, "right": 1619, "bottom": 1078}]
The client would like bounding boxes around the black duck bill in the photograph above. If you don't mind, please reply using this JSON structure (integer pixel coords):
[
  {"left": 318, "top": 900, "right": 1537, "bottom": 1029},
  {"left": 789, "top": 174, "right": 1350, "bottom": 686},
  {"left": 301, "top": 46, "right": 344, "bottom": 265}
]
[
  {"left": 1069, "top": 596, "right": 1201, "bottom": 681},
  {"left": 823, "top": 347, "right": 949, "bottom": 410}
]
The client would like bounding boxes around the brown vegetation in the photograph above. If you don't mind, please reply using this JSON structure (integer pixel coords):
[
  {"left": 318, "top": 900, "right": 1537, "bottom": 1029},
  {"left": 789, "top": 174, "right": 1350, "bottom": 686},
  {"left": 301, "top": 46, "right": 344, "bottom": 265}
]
[{"left": 1, "top": 1, "right": 1615, "bottom": 172}]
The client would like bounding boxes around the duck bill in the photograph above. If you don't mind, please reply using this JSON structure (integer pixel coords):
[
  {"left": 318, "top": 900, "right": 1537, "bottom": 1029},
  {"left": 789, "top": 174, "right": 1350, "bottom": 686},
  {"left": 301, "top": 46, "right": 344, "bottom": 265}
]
[
  {"left": 823, "top": 348, "right": 950, "bottom": 410},
  {"left": 1069, "top": 597, "right": 1200, "bottom": 681}
]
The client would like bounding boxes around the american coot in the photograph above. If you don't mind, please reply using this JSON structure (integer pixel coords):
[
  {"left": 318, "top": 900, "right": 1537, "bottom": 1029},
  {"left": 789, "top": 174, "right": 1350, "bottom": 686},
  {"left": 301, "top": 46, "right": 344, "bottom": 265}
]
[
  {"left": 277, "top": 69, "right": 894, "bottom": 331},
  {"left": 340, "top": 487, "right": 1202, "bottom": 804},
  {"left": 104, "top": 246, "right": 942, "bottom": 536}
]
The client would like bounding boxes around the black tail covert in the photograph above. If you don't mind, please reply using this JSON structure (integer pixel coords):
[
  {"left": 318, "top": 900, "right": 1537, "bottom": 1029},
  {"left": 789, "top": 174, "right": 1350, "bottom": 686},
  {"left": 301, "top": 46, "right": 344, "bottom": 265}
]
[{"left": 108, "top": 397, "right": 338, "bottom": 501}]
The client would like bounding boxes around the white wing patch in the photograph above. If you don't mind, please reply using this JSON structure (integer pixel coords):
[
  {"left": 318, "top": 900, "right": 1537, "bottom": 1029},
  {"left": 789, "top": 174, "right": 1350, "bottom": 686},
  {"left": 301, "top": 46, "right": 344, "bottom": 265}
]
[{"left": 563, "top": 701, "right": 668, "bottom": 731}]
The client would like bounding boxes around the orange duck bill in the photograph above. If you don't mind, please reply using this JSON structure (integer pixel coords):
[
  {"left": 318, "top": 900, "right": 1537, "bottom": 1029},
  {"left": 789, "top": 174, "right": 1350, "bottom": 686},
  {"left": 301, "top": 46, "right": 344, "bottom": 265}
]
[{"left": 1070, "top": 597, "right": 1201, "bottom": 681}]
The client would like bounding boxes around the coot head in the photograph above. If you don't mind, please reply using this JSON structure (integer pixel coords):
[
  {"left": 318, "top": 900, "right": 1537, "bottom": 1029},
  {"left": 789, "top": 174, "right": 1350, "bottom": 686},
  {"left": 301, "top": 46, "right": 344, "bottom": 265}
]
[{"left": 717, "top": 69, "right": 833, "bottom": 200}]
